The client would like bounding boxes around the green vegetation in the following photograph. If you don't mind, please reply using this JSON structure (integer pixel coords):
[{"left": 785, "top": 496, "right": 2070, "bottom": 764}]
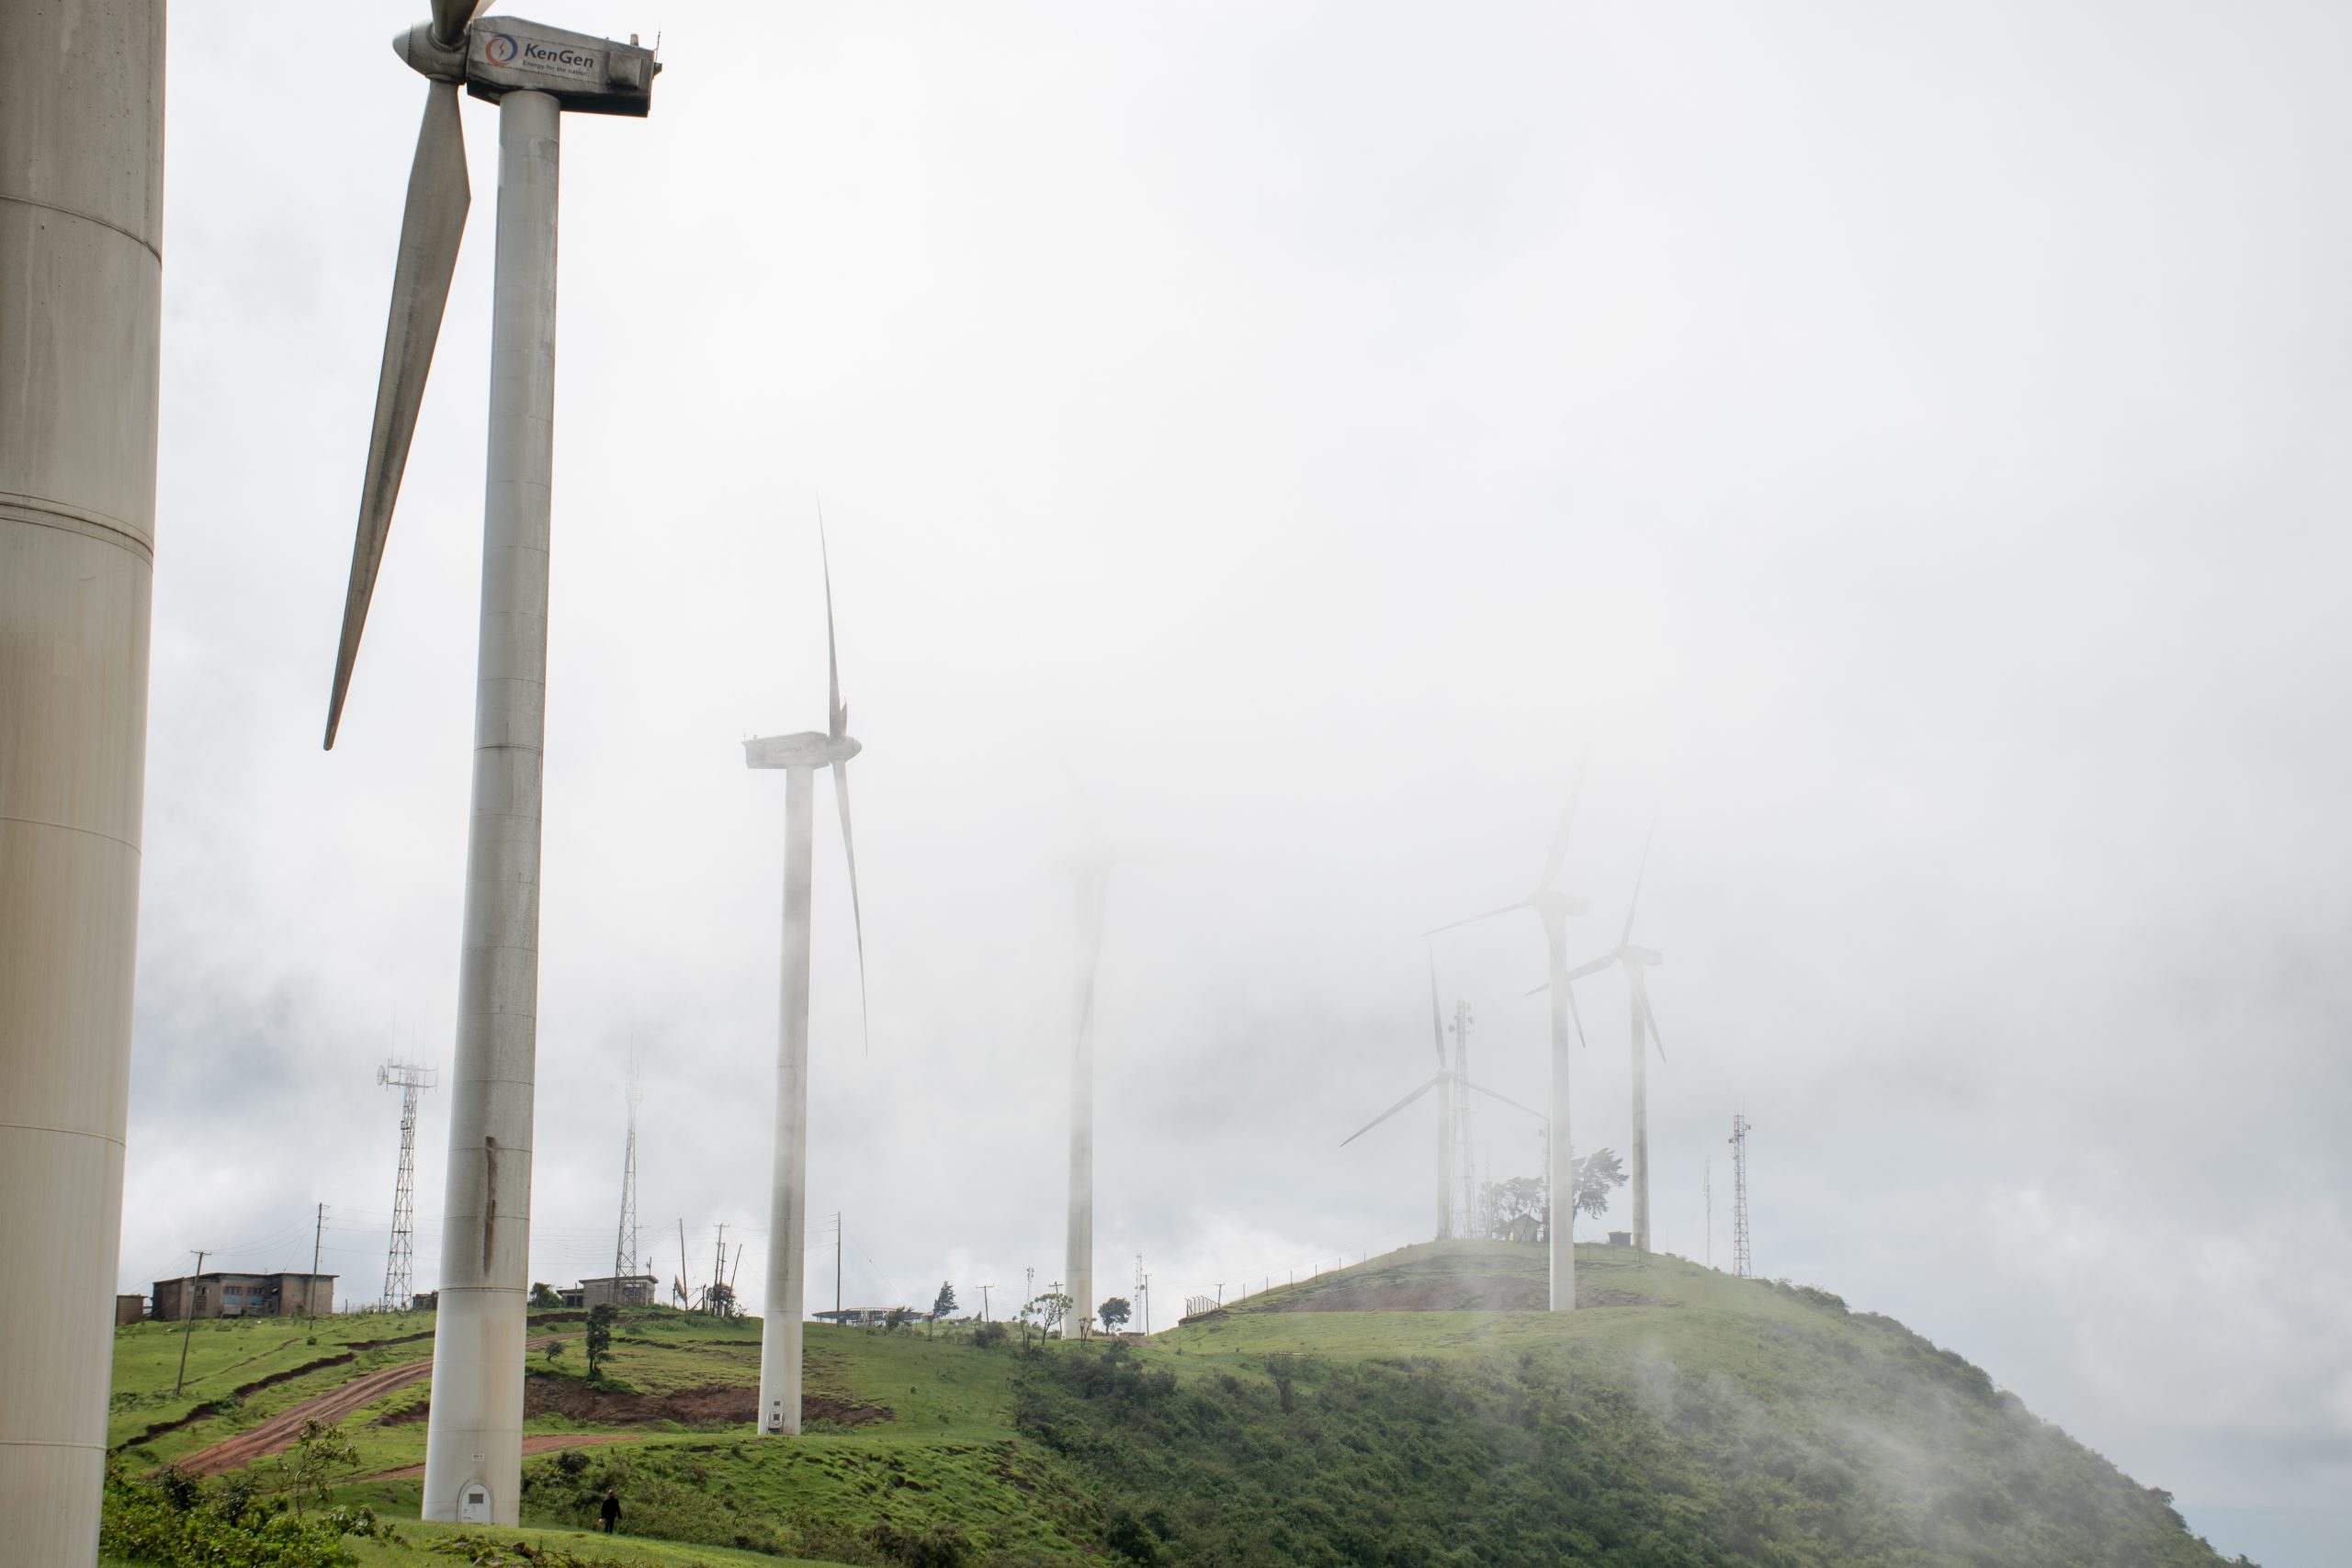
[{"left": 102, "top": 1247, "right": 2242, "bottom": 1567}]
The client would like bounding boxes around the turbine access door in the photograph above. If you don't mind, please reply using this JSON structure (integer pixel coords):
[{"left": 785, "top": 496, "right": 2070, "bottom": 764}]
[{"left": 459, "top": 1483, "right": 492, "bottom": 1523}]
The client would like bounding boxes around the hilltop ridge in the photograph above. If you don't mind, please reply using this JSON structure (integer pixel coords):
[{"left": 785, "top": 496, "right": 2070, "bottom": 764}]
[{"left": 103, "top": 1243, "right": 2245, "bottom": 1566}]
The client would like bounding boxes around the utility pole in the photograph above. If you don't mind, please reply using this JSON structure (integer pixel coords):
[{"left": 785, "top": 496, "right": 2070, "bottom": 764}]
[
  {"left": 835, "top": 1212, "right": 843, "bottom": 1322},
  {"left": 1728, "top": 1116, "right": 1753, "bottom": 1280},
  {"left": 977, "top": 1283, "right": 994, "bottom": 1323},
  {"left": 311, "top": 1203, "right": 326, "bottom": 1320},
  {"left": 677, "top": 1219, "right": 688, "bottom": 1307},
  {"left": 174, "top": 1252, "right": 207, "bottom": 1396}
]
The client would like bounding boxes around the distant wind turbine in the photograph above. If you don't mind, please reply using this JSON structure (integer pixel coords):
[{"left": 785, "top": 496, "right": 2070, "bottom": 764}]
[
  {"left": 1342, "top": 961, "right": 1544, "bottom": 1239},
  {"left": 1545, "top": 830, "right": 1666, "bottom": 1251},
  {"left": 1068, "top": 852, "right": 1111, "bottom": 1337},
  {"left": 744, "top": 532, "right": 867, "bottom": 1437},
  {"left": 1428, "top": 762, "right": 1590, "bottom": 1310}
]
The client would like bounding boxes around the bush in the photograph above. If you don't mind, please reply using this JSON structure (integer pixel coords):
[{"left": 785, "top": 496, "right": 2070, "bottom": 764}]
[
  {"left": 100, "top": 1456, "right": 390, "bottom": 1568},
  {"left": 969, "top": 1320, "right": 1009, "bottom": 1349}
]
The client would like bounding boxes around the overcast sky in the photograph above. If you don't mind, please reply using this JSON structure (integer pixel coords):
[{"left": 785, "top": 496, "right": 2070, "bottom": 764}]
[{"left": 127, "top": 3, "right": 2349, "bottom": 1562}]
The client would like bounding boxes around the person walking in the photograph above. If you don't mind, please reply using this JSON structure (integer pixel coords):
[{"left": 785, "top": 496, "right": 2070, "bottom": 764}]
[{"left": 599, "top": 1488, "right": 622, "bottom": 1535}]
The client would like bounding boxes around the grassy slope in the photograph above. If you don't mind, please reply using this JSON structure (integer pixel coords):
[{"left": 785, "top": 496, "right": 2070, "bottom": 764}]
[{"left": 105, "top": 1248, "right": 2241, "bottom": 1567}]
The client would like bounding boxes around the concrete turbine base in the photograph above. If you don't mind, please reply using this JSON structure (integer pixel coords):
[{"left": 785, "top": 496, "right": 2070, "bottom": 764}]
[
  {"left": 756, "top": 765, "right": 818, "bottom": 1435},
  {"left": 0, "top": 2, "right": 164, "bottom": 1560}
]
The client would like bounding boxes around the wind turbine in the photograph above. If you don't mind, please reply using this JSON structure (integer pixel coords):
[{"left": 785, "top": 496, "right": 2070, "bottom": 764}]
[
  {"left": 1550, "top": 833, "right": 1666, "bottom": 1250},
  {"left": 1068, "top": 854, "right": 1111, "bottom": 1338},
  {"left": 319, "top": 4, "right": 657, "bottom": 1528},
  {"left": 1342, "top": 963, "right": 1545, "bottom": 1240},
  {"left": 1428, "top": 767, "right": 1590, "bottom": 1309},
  {"left": 745, "top": 536, "right": 867, "bottom": 1437}
]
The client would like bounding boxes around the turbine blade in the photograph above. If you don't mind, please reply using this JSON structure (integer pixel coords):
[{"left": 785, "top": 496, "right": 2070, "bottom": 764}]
[
  {"left": 1620, "top": 818, "right": 1657, "bottom": 947},
  {"left": 1563, "top": 974, "right": 1589, "bottom": 1050},
  {"left": 1537, "top": 750, "right": 1591, "bottom": 893},
  {"left": 1521, "top": 952, "right": 1615, "bottom": 996},
  {"left": 325, "top": 82, "right": 469, "bottom": 749},
  {"left": 820, "top": 504, "right": 845, "bottom": 739},
  {"left": 1340, "top": 1074, "right": 1444, "bottom": 1147},
  {"left": 1424, "top": 900, "right": 1529, "bottom": 937},
  {"left": 430, "top": 0, "right": 483, "bottom": 49},
  {"left": 1456, "top": 1076, "right": 1545, "bottom": 1124},
  {"left": 1428, "top": 953, "right": 1448, "bottom": 1066},
  {"left": 832, "top": 759, "right": 868, "bottom": 1053}
]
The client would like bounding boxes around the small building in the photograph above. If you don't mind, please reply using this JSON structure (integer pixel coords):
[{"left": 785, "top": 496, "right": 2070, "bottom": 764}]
[
  {"left": 812, "top": 1306, "right": 912, "bottom": 1326},
  {"left": 557, "top": 1274, "right": 658, "bottom": 1310},
  {"left": 153, "top": 1271, "right": 334, "bottom": 1321},
  {"left": 116, "top": 1293, "right": 146, "bottom": 1325},
  {"left": 1606, "top": 1231, "right": 1633, "bottom": 1248}
]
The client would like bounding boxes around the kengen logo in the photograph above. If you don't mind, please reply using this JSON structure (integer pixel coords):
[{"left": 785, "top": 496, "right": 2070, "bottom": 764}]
[{"left": 481, "top": 31, "right": 601, "bottom": 78}]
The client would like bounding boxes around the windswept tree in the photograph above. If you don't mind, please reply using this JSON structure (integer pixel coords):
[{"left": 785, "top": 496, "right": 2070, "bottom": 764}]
[
  {"left": 1482, "top": 1152, "right": 1628, "bottom": 1243},
  {"left": 529, "top": 1281, "right": 561, "bottom": 1309},
  {"left": 1034, "top": 1291, "right": 1074, "bottom": 1340},
  {"left": 585, "top": 1303, "right": 616, "bottom": 1378},
  {"left": 931, "top": 1281, "right": 958, "bottom": 1338},
  {"left": 1566, "top": 1148, "right": 1628, "bottom": 1239},
  {"left": 1098, "top": 1296, "right": 1132, "bottom": 1335}
]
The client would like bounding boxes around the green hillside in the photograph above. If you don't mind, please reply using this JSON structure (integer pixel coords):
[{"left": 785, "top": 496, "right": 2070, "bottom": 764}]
[{"left": 103, "top": 1245, "right": 2245, "bottom": 1567}]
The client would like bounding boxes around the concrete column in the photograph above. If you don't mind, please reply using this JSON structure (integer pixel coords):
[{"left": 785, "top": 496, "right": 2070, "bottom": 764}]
[
  {"left": 1630, "top": 994, "right": 1650, "bottom": 1252},
  {"left": 422, "top": 88, "right": 560, "bottom": 1527},
  {"left": 0, "top": 1, "right": 164, "bottom": 1560},
  {"left": 757, "top": 767, "right": 816, "bottom": 1435},
  {"left": 1544, "top": 914, "right": 1575, "bottom": 1311}
]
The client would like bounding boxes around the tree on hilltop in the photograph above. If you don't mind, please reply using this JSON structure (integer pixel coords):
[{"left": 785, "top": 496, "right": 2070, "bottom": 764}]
[
  {"left": 1099, "top": 1296, "right": 1132, "bottom": 1335},
  {"left": 585, "top": 1303, "right": 616, "bottom": 1378}
]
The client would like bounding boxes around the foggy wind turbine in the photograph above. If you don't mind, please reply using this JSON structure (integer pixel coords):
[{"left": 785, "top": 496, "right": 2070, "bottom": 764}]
[
  {"left": 1540, "top": 830, "right": 1668, "bottom": 1252},
  {"left": 320, "top": 0, "right": 657, "bottom": 1527},
  {"left": 1429, "top": 768, "right": 1591, "bottom": 1310},
  {"left": 743, "top": 536, "right": 868, "bottom": 1437},
  {"left": 1341, "top": 960, "right": 1546, "bottom": 1240}
]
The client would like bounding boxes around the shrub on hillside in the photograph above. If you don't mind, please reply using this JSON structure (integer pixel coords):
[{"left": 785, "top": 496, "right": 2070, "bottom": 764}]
[{"left": 100, "top": 1457, "right": 391, "bottom": 1568}]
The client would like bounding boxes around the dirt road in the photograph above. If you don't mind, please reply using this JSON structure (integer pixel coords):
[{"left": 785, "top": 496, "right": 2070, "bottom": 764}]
[{"left": 177, "top": 1359, "right": 432, "bottom": 1475}]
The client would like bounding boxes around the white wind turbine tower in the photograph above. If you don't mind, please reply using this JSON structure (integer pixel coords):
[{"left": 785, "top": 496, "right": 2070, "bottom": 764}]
[
  {"left": 1556, "top": 833, "right": 1667, "bottom": 1251},
  {"left": 1342, "top": 962, "right": 1545, "bottom": 1239},
  {"left": 1429, "top": 768, "right": 1591, "bottom": 1310},
  {"left": 1068, "top": 856, "right": 1111, "bottom": 1338},
  {"left": 320, "top": 4, "right": 657, "bottom": 1528},
  {"left": 744, "top": 538, "right": 867, "bottom": 1436}
]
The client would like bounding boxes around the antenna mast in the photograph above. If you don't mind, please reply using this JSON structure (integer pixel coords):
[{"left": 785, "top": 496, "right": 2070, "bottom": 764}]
[
  {"left": 1728, "top": 1115, "right": 1753, "bottom": 1280},
  {"left": 378, "top": 1062, "right": 436, "bottom": 1309},
  {"left": 613, "top": 1057, "right": 642, "bottom": 1283}
]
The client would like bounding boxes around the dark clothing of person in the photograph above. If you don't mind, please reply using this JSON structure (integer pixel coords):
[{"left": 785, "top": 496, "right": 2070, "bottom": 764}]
[{"left": 600, "top": 1493, "right": 621, "bottom": 1534}]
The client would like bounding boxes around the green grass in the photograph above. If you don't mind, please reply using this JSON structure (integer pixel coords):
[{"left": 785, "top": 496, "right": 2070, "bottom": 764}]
[{"left": 107, "top": 1251, "right": 2243, "bottom": 1567}]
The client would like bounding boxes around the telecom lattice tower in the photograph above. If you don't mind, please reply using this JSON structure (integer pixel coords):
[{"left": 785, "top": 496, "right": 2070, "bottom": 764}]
[
  {"left": 613, "top": 1066, "right": 641, "bottom": 1283},
  {"left": 378, "top": 1062, "right": 436, "bottom": 1309},
  {"left": 1728, "top": 1114, "right": 1753, "bottom": 1280}
]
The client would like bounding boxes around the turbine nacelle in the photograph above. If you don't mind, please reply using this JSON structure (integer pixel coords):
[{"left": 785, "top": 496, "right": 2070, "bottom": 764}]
[
  {"left": 1619, "top": 944, "right": 1663, "bottom": 967},
  {"left": 743, "top": 730, "right": 862, "bottom": 772},
  {"left": 396, "top": 15, "right": 661, "bottom": 115}
]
